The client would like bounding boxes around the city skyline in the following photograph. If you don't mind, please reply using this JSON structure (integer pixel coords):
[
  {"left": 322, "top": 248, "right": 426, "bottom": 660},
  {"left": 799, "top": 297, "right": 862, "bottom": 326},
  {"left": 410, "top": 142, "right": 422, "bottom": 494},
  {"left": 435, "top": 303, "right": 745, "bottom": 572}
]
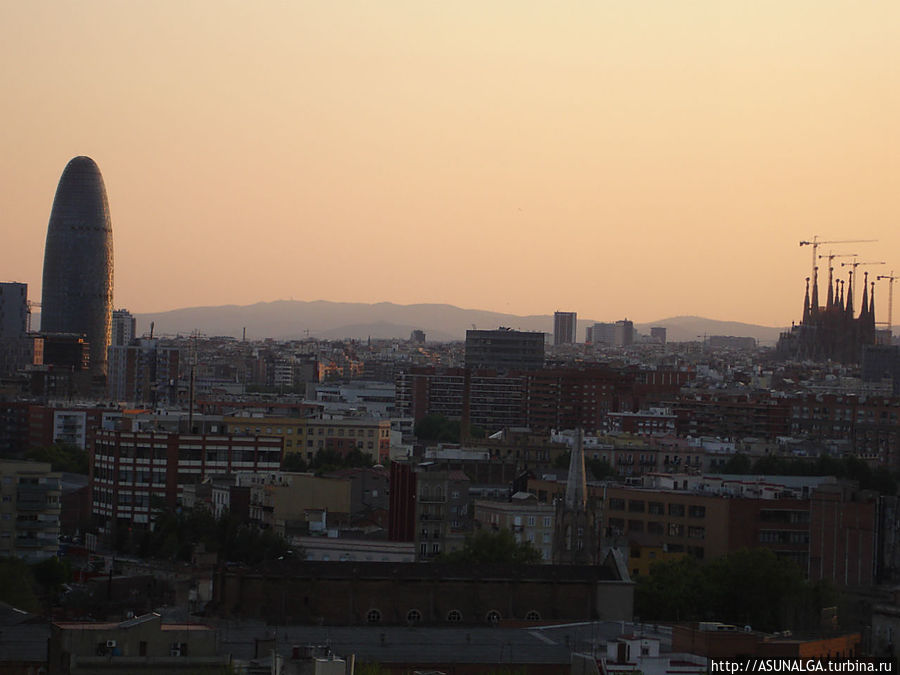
[{"left": 2, "top": 2, "right": 898, "bottom": 327}]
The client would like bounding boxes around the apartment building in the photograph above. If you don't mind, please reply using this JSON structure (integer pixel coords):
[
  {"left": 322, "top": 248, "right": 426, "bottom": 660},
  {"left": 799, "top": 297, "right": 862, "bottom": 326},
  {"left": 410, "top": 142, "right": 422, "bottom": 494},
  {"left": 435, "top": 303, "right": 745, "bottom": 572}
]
[
  {"left": 474, "top": 493, "right": 556, "bottom": 561},
  {"left": 91, "top": 429, "right": 282, "bottom": 528},
  {"left": 0, "top": 459, "right": 61, "bottom": 562}
]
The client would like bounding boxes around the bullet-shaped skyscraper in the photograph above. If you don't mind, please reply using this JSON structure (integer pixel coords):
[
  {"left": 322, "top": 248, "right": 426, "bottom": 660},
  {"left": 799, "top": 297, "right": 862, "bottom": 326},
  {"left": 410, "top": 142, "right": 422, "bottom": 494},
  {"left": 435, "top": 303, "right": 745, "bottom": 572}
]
[{"left": 41, "top": 156, "right": 114, "bottom": 375}]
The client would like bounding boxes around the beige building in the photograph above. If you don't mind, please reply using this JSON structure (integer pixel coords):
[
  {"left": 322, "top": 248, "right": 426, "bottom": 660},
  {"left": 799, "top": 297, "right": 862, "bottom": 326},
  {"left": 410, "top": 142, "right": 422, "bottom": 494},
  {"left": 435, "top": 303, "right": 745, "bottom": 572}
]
[
  {"left": 48, "top": 612, "right": 225, "bottom": 674},
  {"left": 248, "top": 471, "right": 352, "bottom": 536},
  {"left": 225, "top": 415, "right": 391, "bottom": 462},
  {"left": 473, "top": 493, "right": 556, "bottom": 561},
  {"left": 0, "top": 459, "right": 61, "bottom": 562}
]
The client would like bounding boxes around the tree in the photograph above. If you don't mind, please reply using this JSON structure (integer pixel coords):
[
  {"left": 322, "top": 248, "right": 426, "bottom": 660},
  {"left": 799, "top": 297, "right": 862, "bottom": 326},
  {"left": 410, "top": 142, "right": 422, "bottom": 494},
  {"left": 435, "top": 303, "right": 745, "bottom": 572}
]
[
  {"left": 436, "top": 529, "right": 543, "bottom": 565},
  {"left": 722, "top": 453, "right": 752, "bottom": 474},
  {"left": 25, "top": 442, "right": 89, "bottom": 474},
  {"left": 634, "top": 548, "right": 836, "bottom": 633}
]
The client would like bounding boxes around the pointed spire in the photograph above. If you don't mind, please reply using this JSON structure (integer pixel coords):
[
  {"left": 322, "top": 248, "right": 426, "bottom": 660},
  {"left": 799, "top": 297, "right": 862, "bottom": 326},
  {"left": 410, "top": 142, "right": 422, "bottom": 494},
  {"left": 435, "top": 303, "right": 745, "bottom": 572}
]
[
  {"left": 869, "top": 281, "right": 877, "bottom": 331},
  {"left": 811, "top": 267, "right": 819, "bottom": 315},
  {"left": 846, "top": 271, "right": 854, "bottom": 317},
  {"left": 826, "top": 267, "right": 834, "bottom": 310},
  {"left": 860, "top": 271, "right": 869, "bottom": 321},
  {"left": 802, "top": 277, "right": 811, "bottom": 324},
  {"left": 565, "top": 428, "right": 587, "bottom": 510},
  {"left": 838, "top": 280, "right": 845, "bottom": 312}
]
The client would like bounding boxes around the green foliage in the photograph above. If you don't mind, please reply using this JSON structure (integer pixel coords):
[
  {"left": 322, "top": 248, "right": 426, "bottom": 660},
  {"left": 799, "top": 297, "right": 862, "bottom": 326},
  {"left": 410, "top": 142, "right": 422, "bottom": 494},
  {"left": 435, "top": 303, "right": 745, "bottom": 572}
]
[
  {"left": 283, "top": 447, "right": 377, "bottom": 474},
  {"left": 282, "top": 452, "right": 309, "bottom": 472},
  {"left": 25, "top": 442, "right": 89, "bottom": 474},
  {"left": 721, "top": 453, "right": 897, "bottom": 495},
  {"left": 0, "top": 557, "right": 40, "bottom": 612},
  {"left": 635, "top": 548, "right": 837, "bottom": 632},
  {"left": 415, "top": 414, "right": 461, "bottom": 442},
  {"left": 131, "top": 509, "right": 293, "bottom": 564},
  {"left": 413, "top": 414, "right": 487, "bottom": 442},
  {"left": 436, "top": 528, "right": 543, "bottom": 565},
  {"left": 553, "top": 450, "right": 615, "bottom": 480}
]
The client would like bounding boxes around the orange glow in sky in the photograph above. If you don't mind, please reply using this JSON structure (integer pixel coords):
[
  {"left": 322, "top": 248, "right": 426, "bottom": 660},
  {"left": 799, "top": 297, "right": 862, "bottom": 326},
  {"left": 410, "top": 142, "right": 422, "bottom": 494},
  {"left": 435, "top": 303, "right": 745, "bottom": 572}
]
[{"left": 1, "top": 2, "right": 898, "bottom": 327}]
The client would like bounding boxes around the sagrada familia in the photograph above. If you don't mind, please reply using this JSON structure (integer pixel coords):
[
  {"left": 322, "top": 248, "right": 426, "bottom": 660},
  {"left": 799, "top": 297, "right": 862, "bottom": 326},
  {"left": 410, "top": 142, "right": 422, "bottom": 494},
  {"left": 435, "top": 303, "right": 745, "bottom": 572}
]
[{"left": 777, "top": 266, "right": 878, "bottom": 363}]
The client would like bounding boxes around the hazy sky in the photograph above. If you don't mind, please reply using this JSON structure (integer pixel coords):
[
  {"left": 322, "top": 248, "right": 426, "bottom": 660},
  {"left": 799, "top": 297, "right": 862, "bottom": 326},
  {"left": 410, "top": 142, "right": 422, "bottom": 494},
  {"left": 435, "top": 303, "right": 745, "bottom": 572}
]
[{"left": 2, "top": 2, "right": 898, "bottom": 327}]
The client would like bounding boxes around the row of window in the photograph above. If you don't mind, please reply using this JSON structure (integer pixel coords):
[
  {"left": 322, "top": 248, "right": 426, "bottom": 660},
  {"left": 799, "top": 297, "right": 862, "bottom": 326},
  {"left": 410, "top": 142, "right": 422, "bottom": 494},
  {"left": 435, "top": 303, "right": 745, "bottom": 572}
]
[
  {"left": 608, "top": 518, "right": 705, "bottom": 539},
  {"left": 365, "top": 608, "right": 541, "bottom": 624},
  {"left": 608, "top": 499, "right": 706, "bottom": 518}
]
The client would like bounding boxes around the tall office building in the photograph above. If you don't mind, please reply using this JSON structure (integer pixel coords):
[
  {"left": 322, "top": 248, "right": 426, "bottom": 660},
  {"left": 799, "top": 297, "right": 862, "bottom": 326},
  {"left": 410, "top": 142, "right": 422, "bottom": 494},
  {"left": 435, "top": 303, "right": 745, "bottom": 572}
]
[
  {"left": 111, "top": 309, "right": 136, "bottom": 347},
  {"left": 465, "top": 328, "right": 545, "bottom": 371},
  {"left": 0, "top": 283, "right": 28, "bottom": 338},
  {"left": 553, "top": 311, "right": 577, "bottom": 345},
  {"left": 0, "top": 282, "right": 31, "bottom": 376},
  {"left": 41, "top": 156, "right": 114, "bottom": 375}
]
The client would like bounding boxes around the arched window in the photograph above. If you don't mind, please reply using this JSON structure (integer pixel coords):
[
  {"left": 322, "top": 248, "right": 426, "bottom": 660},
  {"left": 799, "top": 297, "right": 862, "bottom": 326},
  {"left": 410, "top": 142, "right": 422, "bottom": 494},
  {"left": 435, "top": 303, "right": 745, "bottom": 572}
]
[
  {"left": 446, "top": 609, "right": 463, "bottom": 623},
  {"left": 406, "top": 608, "right": 422, "bottom": 624},
  {"left": 525, "top": 610, "right": 542, "bottom": 621},
  {"left": 486, "top": 610, "right": 502, "bottom": 624},
  {"left": 366, "top": 608, "right": 382, "bottom": 624}
]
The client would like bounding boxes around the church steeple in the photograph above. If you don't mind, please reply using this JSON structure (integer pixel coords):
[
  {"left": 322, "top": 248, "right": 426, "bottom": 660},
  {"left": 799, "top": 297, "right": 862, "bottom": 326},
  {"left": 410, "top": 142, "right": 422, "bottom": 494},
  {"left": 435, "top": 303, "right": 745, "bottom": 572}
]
[
  {"left": 826, "top": 267, "right": 834, "bottom": 310},
  {"left": 811, "top": 267, "right": 820, "bottom": 315},
  {"left": 869, "top": 281, "right": 877, "bottom": 331},
  {"left": 802, "top": 277, "right": 811, "bottom": 324},
  {"left": 565, "top": 428, "right": 587, "bottom": 510},
  {"left": 845, "top": 272, "right": 854, "bottom": 317},
  {"left": 838, "top": 280, "right": 845, "bottom": 311},
  {"left": 860, "top": 272, "right": 869, "bottom": 321}
]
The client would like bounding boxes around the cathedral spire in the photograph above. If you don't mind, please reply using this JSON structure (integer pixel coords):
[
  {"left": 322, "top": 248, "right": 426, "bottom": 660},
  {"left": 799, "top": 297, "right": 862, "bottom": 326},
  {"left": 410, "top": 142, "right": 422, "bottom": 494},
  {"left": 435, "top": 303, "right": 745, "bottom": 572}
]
[
  {"left": 565, "top": 428, "right": 587, "bottom": 510},
  {"left": 860, "top": 272, "right": 869, "bottom": 321},
  {"left": 846, "top": 271, "right": 854, "bottom": 317},
  {"left": 838, "top": 280, "right": 845, "bottom": 312},
  {"left": 811, "top": 267, "right": 819, "bottom": 315},
  {"left": 826, "top": 267, "right": 834, "bottom": 310},
  {"left": 802, "top": 277, "right": 811, "bottom": 324},
  {"left": 869, "top": 281, "right": 877, "bottom": 331}
]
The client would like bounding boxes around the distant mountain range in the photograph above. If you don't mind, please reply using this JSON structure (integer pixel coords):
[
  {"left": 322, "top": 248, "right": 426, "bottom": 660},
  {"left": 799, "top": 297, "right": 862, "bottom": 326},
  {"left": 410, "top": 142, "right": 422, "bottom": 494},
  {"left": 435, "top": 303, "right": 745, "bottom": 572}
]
[{"left": 99, "top": 300, "right": 795, "bottom": 345}]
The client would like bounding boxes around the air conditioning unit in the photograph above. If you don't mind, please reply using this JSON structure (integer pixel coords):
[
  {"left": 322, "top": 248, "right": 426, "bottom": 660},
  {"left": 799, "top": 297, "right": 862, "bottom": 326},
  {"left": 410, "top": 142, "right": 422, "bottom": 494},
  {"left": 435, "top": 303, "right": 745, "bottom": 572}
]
[{"left": 106, "top": 640, "right": 117, "bottom": 648}]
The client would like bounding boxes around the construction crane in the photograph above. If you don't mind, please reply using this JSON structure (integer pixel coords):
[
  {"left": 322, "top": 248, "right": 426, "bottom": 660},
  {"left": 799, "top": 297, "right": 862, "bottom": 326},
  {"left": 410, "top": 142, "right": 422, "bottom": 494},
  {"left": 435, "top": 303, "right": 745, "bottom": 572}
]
[
  {"left": 839, "top": 260, "right": 886, "bottom": 310},
  {"left": 799, "top": 237, "right": 877, "bottom": 280},
  {"left": 877, "top": 271, "right": 897, "bottom": 334}
]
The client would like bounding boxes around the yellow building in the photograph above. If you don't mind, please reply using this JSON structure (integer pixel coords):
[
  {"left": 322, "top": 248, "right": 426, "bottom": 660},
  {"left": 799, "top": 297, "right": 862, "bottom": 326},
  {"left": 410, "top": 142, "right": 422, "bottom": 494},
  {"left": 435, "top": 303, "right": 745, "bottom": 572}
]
[{"left": 224, "top": 416, "right": 391, "bottom": 463}]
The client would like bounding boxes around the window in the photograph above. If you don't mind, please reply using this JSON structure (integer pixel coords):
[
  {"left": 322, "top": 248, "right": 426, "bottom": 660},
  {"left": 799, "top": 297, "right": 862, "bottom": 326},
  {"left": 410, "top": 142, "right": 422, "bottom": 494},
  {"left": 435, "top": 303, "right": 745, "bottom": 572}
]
[
  {"left": 486, "top": 610, "right": 502, "bottom": 624},
  {"left": 668, "top": 503, "right": 685, "bottom": 517},
  {"left": 447, "top": 609, "right": 463, "bottom": 623},
  {"left": 525, "top": 610, "right": 542, "bottom": 621},
  {"left": 628, "top": 500, "right": 645, "bottom": 513},
  {"left": 688, "top": 505, "right": 706, "bottom": 518},
  {"left": 648, "top": 501, "right": 664, "bottom": 515},
  {"left": 609, "top": 498, "right": 625, "bottom": 511},
  {"left": 367, "top": 609, "right": 382, "bottom": 623},
  {"left": 407, "top": 608, "right": 422, "bottom": 624}
]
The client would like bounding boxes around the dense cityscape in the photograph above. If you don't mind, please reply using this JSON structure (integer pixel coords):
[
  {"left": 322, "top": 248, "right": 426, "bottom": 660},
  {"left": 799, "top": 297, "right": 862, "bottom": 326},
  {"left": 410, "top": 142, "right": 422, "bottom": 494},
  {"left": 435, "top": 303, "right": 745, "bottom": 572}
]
[{"left": 0, "top": 157, "right": 899, "bottom": 673}]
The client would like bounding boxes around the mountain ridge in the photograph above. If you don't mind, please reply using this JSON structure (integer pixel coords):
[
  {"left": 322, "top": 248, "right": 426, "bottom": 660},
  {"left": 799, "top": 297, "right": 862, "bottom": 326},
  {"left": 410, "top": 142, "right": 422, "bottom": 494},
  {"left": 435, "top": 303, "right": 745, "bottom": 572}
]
[{"left": 117, "top": 300, "right": 793, "bottom": 345}]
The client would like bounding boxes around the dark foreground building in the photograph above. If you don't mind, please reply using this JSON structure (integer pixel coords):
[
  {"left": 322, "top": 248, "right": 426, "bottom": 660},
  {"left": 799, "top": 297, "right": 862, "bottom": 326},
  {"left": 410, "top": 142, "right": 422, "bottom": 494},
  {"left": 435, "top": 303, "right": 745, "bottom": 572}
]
[
  {"left": 212, "top": 560, "right": 633, "bottom": 625},
  {"left": 41, "top": 156, "right": 114, "bottom": 375}
]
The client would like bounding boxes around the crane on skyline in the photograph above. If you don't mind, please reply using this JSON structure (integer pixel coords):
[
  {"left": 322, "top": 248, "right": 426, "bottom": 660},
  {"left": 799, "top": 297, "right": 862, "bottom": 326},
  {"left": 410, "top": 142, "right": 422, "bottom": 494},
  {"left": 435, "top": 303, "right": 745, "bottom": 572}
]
[
  {"left": 799, "top": 237, "right": 877, "bottom": 280},
  {"left": 839, "top": 260, "right": 885, "bottom": 311},
  {"left": 877, "top": 271, "right": 897, "bottom": 334}
]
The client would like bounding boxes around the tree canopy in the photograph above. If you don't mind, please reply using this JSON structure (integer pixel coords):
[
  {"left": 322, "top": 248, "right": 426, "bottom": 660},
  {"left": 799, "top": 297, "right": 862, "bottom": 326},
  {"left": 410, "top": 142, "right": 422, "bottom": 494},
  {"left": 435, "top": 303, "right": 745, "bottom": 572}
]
[
  {"left": 414, "top": 414, "right": 486, "bottom": 443},
  {"left": 721, "top": 453, "right": 896, "bottom": 495},
  {"left": 634, "top": 548, "right": 836, "bottom": 632},
  {"left": 436, "top": 528, "right": 543, "bottom": 565},
  {"left": 25, "top": 442, "right": 89, "bottom": 474}
]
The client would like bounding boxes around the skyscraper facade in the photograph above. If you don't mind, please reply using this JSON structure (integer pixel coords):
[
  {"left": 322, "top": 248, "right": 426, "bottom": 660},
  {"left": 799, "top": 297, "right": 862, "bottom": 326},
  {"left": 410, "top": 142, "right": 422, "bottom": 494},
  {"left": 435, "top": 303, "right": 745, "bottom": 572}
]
[
  {"left": 41, "top": 157, "right": 114, "bottom": 375},
  {"left": 553, "top": 311, "right": 577, "bottom": 345}
]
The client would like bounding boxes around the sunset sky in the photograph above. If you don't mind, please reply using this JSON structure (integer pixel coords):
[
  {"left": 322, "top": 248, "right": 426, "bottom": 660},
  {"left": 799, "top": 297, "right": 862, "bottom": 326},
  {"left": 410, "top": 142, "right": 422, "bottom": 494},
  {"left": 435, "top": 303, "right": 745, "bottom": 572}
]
[{"left": 2, "top": 2, "right": 898, "bottom": 327}]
